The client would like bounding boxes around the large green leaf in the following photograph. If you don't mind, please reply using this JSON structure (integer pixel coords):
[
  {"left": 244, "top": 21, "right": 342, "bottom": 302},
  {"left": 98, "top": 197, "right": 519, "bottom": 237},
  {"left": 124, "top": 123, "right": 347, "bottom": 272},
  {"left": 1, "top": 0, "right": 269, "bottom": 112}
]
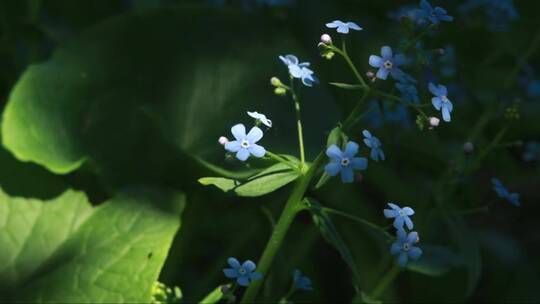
[
  {"left": 0, "top": 186, "right": 184, "bottom": 302},
  {"left": 1, "top": 7, "right": 337, "bottom": 183}
]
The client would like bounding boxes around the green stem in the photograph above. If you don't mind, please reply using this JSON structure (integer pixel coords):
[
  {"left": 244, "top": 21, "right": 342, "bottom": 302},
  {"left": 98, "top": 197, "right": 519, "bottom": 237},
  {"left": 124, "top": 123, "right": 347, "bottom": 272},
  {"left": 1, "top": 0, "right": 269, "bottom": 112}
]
[
  {"left": 371, "top": 265, "right": 401, "bottom": 299},
  {"left": 290, "top": 77, "right": 306, "bottom": 169},
  {"left": 240, "top": 153, "right": 324, "bottom": 303},
  {"left": 332, "top": 45, "right": 368, "bottom": 88},
  {"left": 321, "top": 207, "right": 393, "bottom": 240}
]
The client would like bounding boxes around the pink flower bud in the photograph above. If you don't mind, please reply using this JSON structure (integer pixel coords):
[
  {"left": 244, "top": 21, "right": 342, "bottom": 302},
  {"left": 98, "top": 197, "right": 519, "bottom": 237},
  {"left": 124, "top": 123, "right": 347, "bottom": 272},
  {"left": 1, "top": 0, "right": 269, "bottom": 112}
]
[
  {"left": 428, "top": 117, "right": 440, "bottom": 129},
  {"left": 320, "top": 33, "right": 332, "bottom": 44},
  {"left": 218, "top": 136, "right": 229, "bottom": 145}
]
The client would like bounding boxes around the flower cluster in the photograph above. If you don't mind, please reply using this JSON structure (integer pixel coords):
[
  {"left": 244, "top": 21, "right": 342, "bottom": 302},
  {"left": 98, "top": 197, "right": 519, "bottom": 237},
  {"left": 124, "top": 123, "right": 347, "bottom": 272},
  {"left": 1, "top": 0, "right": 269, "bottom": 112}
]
[{"left": 384, "top": 203, "right": 423, "bottom": 267}]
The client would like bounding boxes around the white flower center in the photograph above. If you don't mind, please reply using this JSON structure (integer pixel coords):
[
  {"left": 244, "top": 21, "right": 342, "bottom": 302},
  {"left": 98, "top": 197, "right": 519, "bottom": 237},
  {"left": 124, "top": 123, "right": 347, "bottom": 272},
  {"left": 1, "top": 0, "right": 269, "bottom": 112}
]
[
  {"left": 402, "top": 243, "right": 410, "bottom": 251},
  {"left": 383, "top": 60, "right": 393, "bottom": 70},
  {"left": 241, "top": 139, "right": 250, "bottom": 148},
  {"left": 238, "top": 268, "right": 247, "bottom": 275},
  {"left": 441, "top": 96, "right": 449, "bottom": 103},
  {"left": 398, "top": 210, "right": 405, "bottom": 217},
  {"left": 341, "top": 158, "right": 350, "bottom": 167}
]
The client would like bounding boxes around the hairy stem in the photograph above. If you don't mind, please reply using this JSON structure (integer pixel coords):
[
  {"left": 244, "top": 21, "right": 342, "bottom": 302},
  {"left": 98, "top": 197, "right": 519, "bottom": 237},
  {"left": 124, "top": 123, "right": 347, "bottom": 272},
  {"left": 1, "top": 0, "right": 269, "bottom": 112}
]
[
  {"left": 240, "top": 153, "right": 324, "bottom": 303},
  {"left": 290, "top": 77, "right": 306, "bottom": 169}
]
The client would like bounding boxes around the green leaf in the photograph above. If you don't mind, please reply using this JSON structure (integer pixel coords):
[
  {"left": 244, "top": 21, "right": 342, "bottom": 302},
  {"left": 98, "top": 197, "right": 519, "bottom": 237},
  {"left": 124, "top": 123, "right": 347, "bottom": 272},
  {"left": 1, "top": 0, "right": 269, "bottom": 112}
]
[
  {"left": 329, "top": 82, "right": 365, "bottom": 90},
  {"left": 360, "top": 291, "right": 382, "bottom": 304},
  {"left": 0, "top": 186, "right": 184, "bottom": 302},
  {"left": 199, "top": 284, "right": 229, "bottom": 304},
  {"left": 1, "top": 8, "right": 338, "bottom": 184},
  {"left": 306, "top": 198, "right": 362, "bottom": 291},
  {"left": 199, "top": 163, "right": 300, "bottom": 197},
  {"left": 406, "top": 245, "right": 464, "bottom": 276}
]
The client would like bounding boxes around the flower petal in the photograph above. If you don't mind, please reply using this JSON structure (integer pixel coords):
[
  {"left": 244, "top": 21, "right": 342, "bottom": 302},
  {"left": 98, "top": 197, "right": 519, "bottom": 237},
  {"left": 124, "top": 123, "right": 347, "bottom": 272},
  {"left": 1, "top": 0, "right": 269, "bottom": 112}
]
[
  {"left": 409, "top": 247, "right": 423, "bottom": 260},
  {"left": 398, "top": 252, "right": 408, "bottom": 267},
  {"left": 384, "top": 209, "right": 398, "bottom": 218},
  {"left": 405, "top": 217, "right": 414, "bottom": 230},
  {"left": 246, "top": 126, "right": 264, "bottom": 143},
  {"left": 344, "top": 141, "right": 359, "bottom": 157},
  {"left": 236, "top": 148, "right": 250, "bottom": 161},
  {"left": 237, "top": 276, "right": 250, "bottom": 287},
  {"left": 289, "top": 64, "right": 303, "bottom": 78},
  {"left": 376, "top": 67, "right": 389, "bottom": 80},
  {"left": 347, "top": 22, "right": 362, "bottom": 30},
  {"left": 407, "top": 231, "right": 419, "bottom": 243},
  {"left": 391, "top": 242, "right": 401, "bottom": 255},
  {"left": 337, "top": 25, "right": 349, "bottom": 34},
  {"left": 340, "top": 167, "right": 354, "bottom": 183},
  {"left": 363, "top": 138, "right": 373, "bottom": 148},
  {"left": 242, "top": 260, "right": 256, "bottom": 272},
  {"left": 394, "top": 216, "right": 405, "bottom": 229},
  {"left": 225, "top": 140, "right": 241, "bottom": 153},
  {"left": 228, "top": 257, "right": 241, "bottom": 268},
  {"left": 369, "top": 55, "right": 383, "bottom": 68},
  {"left": 437, "top": 84, "right": 448, "bottom": 96},
  {"left": 396, "top": 228, "right": 407, "bottom": 240},
  {"left": 428, "top": 82, "right": 439, "bottom": 96},
  {"left": 442, "top": 106, "right": 451, "bottom": 122},
  {"left": 370, "top": 149, "right": 380, "bottom": 161},
  {"left": 387, "top": 203, "right": 400, "bottom": 210},
  {"left": 432, "top": 97, "right": 442, "bottom": 110},
  {"left": 223, "top": 268, "right": 238, "bottom": 278},
  {"left": 381, "top": 46, "right": 393, "bottom": 59},
  {"left": 362, "top": 129, "right": 372, "bottom": 138},
  {"left": 326, "top": 144, "right": 342, "bottom": 160},
  {"left": 325, "top": 21, "right": 340, "bottom": 28},
  {"left": 325, "top": 162, "right": 342, "bottom": 176},
  {"left": 250, "top": 271, "right": 263, "bottom": 281},
  {"left": 249, "top": 144, "right": 266, "bottom": 158},
  {"left": 231, "top": 124, "right": 246, "bottom": 141},
  {"left": 402, "top": 207, "right": 414, "bottom": 216}
]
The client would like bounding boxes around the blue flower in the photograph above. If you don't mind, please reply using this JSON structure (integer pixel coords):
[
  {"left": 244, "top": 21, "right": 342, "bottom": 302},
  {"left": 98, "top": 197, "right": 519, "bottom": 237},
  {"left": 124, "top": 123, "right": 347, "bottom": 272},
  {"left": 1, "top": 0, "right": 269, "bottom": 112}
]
[
  {"left": 223, "top": 257, "right": 263, "bottom": 287},
  {"left": 523, "top": 141, "right": 540, "bottom": 162},
  {"left": 391, "top": 229, "right": 422, "bottom": 267},
  {"left": 224, "top": 124, "right": 266, "bottom": 161},
  {"left": 293, "top": 269, "right": 313, "bottom": 291},
  {"left": 247, "top": 111, "right": 272, "bottom": 128},
  {"left": 429, "top": 82, "right": 453, "bottom": 122},
  {"left": 416, "top": 0, "right": 453, "bottom": 25},
  {"left": 279, "top": 54, "right": 318, "bottom": 87},
  {"left": 362, "top": 130, "right": 385, "bottom": 161},
  {"left": 491, "top": 178, "right": 520, "bottom": 206},
  {"left": 369, "top": 46, "right": 407, "bottom": 81},
  {"left": 325, "top": 141, "right": 368, "bottom": 183},
  {"left": 325, "top": 20, "right": 362, "bottom": 34},
  {"left": 384, "top": 203, "right": 415, "bottom": 230},
  {"left": 396, "top": 82, "right": 419, "bottom": 104}
]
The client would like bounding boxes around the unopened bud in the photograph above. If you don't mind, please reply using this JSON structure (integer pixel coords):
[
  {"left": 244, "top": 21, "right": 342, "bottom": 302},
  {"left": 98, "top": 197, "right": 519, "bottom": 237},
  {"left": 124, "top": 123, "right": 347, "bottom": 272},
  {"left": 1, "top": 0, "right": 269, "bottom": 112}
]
[
  {"left": 218, "top": 136, "right": 229, "bottom": 145},
  {"left": 463, "top": 142, "right": 474, "bottom": 154},
  {"left": 320, "top": 33, "right": 332, "bottom": 44},
  {"left": 428, "top": 117, "right": 440, "bottom": 129},
  {"left": 274, "top": 87, "right": 287, "bottom": 96},
  {"left": 366, "top": 71, "right": 375, "bottom": 79},
  {"left": 270, "top": 77, "right": 282, "bottom": 87}
]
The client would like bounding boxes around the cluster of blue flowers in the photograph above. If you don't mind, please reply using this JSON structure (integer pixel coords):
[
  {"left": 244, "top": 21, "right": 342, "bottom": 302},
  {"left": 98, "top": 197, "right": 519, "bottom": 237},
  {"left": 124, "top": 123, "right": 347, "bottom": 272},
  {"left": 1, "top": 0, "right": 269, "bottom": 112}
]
[{"left": 384, "top": 203, "right": 423, "bottom": 267}]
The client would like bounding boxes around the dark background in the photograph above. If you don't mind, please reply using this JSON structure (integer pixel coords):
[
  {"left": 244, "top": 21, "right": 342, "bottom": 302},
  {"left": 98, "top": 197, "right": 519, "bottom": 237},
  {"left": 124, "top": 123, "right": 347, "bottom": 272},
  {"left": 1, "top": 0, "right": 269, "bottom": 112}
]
[{"left": 0, "top": 0, "right": 539, "bottom": 302}]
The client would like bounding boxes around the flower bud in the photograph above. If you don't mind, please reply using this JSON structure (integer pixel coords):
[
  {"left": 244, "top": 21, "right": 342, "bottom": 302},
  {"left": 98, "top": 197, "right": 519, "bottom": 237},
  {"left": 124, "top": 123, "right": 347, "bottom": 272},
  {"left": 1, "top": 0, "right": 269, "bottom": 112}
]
[
  {"left": 366, "top": 71, "right": 375, "bottom": 79},
  {"left": 274, "top": 87, "right": 287, "bottom": 96},
  {"left": 463, "top": 142, "right": 474, "bottom": 154},
  {"left": 270, "top": 76, "right": 282, "bottom": 87},
  {"left": 320, "top": 33, "right": 332, "bottom": 44},
  {"left": 428, "top": 117, "right": 440, "bottom": 129},
  {"left": 218, "top": 136, "right": 229, "bottom": 145}
]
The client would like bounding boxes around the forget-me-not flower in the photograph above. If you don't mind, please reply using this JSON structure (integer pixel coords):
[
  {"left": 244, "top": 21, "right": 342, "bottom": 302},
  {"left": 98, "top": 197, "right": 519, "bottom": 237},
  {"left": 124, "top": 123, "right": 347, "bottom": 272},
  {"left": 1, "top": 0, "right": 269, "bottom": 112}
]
[
  {"left": 247, "top": 111, "right": 272, "bottom": 128},
  {"left": 396, "top": 82, "right": 419, "bottom": 104},
  {"left": 391, "top": 229, "right": 422, "bottom": 267},
  {"left": 416, "top": 0, "right": 453, "bottom": 25},
  {"left": 224, "top": 124, "right": 266, "bottom": 161},
  {"left": 325, "top": 20, "right": 362, "bottom": 34},
  {"left": 369, "top": 46, "right": 407, "bottom": 81},
  {"left": 491, "top": 178, "right": 520, "bottom": 206},
  {"left": 384, "top": 203, "right": 415, "bottom": 230},
  {"left": 325, "top": 141, "right": 368, "bottom": 183},
  {"left": 362, "top": 130, "right": 385, "bottom": 161},
  {"left": 223, "top": 257, "right": 263, "bottom": 286},
  {"left": 293, "top": 269, "right": 313, "bottom": 291},
  {"left": 279, "top": 54, "right": 318, "bottom": 87},
  {"left": 429, "top": 82, "right": 453, "bottom": 122}
]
